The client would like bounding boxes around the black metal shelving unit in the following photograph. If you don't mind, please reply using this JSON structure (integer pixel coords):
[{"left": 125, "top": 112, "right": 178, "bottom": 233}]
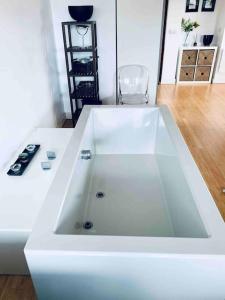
[{"left": 62, "top": 21, "right": 101, "bottom": 127}]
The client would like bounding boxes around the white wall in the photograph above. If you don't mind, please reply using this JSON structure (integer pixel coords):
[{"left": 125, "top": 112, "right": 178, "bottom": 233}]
[
  {"left": 49, "top": 0, "right": 117, "bottom": 116},
  {"left": 117, "top": 0, "right": 164, "bottom": 103},
  {"left": 161, "top": 0, "right": 223, "bottom": 84},
  {"left": 41, "top": 0, "right": 64, "bottom": 118},
  {"left": 0, "top": 0, "right": 64, "bottom": 168}
]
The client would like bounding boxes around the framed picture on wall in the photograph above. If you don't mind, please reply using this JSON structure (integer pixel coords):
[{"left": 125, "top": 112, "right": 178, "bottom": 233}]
[
  {"left": 202, "top": 0, "right": 216, "bottom": 12},
  {"left": 186, "top": 0, "right": 199, "bottom": 12}
]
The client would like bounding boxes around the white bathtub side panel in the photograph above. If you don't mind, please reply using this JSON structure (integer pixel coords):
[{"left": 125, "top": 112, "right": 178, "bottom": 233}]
[
  {"left": 26, "top": 252, "right": 225, "bottom": 300},
  {"left": 55, "top": 114, "right": 95, "bottom": 234},
  {"left": 156, "top": 155, "right": 208, "bottom": 238},
  {"left": 155, "top": 113, "right": 208, "bottom": 238},
  {"left": 93, "top": 108, "right": 159, "bottom": 154},
  {"left": 154, "top": 112, "right": 176, "bottom": 156}
]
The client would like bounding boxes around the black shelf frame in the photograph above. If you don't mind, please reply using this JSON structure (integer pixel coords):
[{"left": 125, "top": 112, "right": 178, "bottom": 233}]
[
  {"left": 62, "top": 21, "right": 101, "bottom": 127},
  {"left": 66, "top": 46, "right": 97, "bottom": 53},
  {"left": 69, "top": 71, "right": 97, "bottom": 77}
]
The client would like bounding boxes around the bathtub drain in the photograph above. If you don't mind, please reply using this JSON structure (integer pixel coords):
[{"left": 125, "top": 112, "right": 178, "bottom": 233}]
[
  {"left": 83, "top": 221, "right": 93, "bottom": 230},
  {"left": 96, "top": 192, "right": 105, "bottom": 199}
]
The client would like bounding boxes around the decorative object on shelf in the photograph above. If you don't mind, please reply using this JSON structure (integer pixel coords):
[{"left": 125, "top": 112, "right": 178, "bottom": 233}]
[
  {"left": 7, "top": 144, "right": 40, "bottom": 176},
  {"left": 177, "top": 46, "right": 218, "bottom": 83},
  {"left": 181, "top": 18, "right": 200, "bottom": 46},
  {"left": 76, "top": 25, "right": 89, "bottom": 48},
  {"left": 68, "top": 6, "right": 93, "bottom": 22},
  {"left": 193, "top": 34, "right": 198, "bottom": 46},
  {"left": 62, "top": 21, "right": 101, "bottom": 127},
  {"left": 202, "top": 0, "right": 216, "bottom": 12},
  {"left": 72, "top": 57, "right": 93, "bottom": 75},
  {"left": 76, "top": 81, "right": 95, "bottom": 98},
  {"left": 203, "top": 35, "right": 214, "bottom": 46},
  {"left": 186, "top": 0, "right": 200, "bottom": 12}
]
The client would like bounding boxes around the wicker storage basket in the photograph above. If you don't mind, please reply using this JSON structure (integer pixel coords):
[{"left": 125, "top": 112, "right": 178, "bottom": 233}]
[
  {"left": 198, "top": 50, "right": 214, "bottom": 66},
  {"left": 195, "top": 66, "right": 211, "bottom": 81},
  {"left": 180, "top": 67, "right": 195, "bottom": 81},
  {"left": 181, "top": 50, "right": 198, "bottom": 65}
]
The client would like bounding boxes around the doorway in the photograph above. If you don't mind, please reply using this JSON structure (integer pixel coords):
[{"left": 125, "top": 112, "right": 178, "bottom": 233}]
[{"left": 158, "top": 0, "right": 169, "bottom": 84}]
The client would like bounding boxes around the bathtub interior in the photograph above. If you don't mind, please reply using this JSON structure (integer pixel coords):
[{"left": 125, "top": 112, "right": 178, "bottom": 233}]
[{"left": 55, "top": 108, "right": 208, "bottom": 238}]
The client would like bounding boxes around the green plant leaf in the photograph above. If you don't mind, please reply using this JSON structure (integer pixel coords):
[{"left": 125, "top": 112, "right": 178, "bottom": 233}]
[{"left": 181, "top": 18, "right": 200, "bottom": 32}]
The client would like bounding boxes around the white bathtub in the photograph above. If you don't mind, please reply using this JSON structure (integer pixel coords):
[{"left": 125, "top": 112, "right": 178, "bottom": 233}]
[{"left": 25, "top": 106, "right": 225, "bottom": 300}]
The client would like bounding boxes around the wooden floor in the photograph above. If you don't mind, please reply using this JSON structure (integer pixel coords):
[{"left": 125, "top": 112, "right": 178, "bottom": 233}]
[
  {"left": 0, "top": 276, "right": 36, "bottom": 299},
  {"left": 1, "top": 83, "right": 225, "bottom": 298},
  {"left": 62, "top": 119, "right": 73, "bottom": 128},
  {"left": 158, "top": 84, "right": 225, "bottom": 221}
]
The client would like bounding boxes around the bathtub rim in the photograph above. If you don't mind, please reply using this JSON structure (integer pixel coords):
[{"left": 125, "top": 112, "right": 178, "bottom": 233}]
[{"left": 25, "top": 105, "right": 225, "bottom": 257}]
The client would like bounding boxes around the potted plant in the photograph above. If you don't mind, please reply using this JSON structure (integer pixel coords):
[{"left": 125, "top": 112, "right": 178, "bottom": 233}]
[{"left": 181, "top": 18, "right": 200, "bottom": 46}]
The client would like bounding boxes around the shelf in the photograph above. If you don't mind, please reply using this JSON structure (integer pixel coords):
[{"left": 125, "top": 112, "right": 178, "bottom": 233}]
[
  {"left": 181, "top": 65, "right": 196, "bottom": 67},
  {"left": 62, "top": 21, "right": 100, "bottom": 124},
  {"left": 180, "top": 46, "right": 218, "bottom": 50},
  {"left": 71, "top": 92, "right": 99, "bottom": 99},
  {"left": 82, "top": 99, "right": 102, "bottom": 106},
  {"left": 66, "top": 46, "right": 97, "bottom": 53},
  {"left": 69, "top": 71, "right": 98, "bottom": 77},
  {"left": 181, "top": 65, "right": 213, "bottom": 67},
  {"left": 177, "top": 47, "right": 218, "bottom": 84},
  {"left": 62, "top": 21, "right": 96, "bottom": 26},
  {"left": 72, "top": 94, "right": 97, "bottom": 99},
  {"left": 69, "top": 70, "right": 97, "bottom": 77}
]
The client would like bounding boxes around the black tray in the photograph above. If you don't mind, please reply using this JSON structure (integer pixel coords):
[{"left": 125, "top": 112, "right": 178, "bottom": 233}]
[{"left": 7, "top": 144, "right": 40, "bottom": 176}]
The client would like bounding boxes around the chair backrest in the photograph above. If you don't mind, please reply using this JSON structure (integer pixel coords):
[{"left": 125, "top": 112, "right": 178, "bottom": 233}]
[{"left": 118, "top": 65, "right": 149, "bottom": 95}]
